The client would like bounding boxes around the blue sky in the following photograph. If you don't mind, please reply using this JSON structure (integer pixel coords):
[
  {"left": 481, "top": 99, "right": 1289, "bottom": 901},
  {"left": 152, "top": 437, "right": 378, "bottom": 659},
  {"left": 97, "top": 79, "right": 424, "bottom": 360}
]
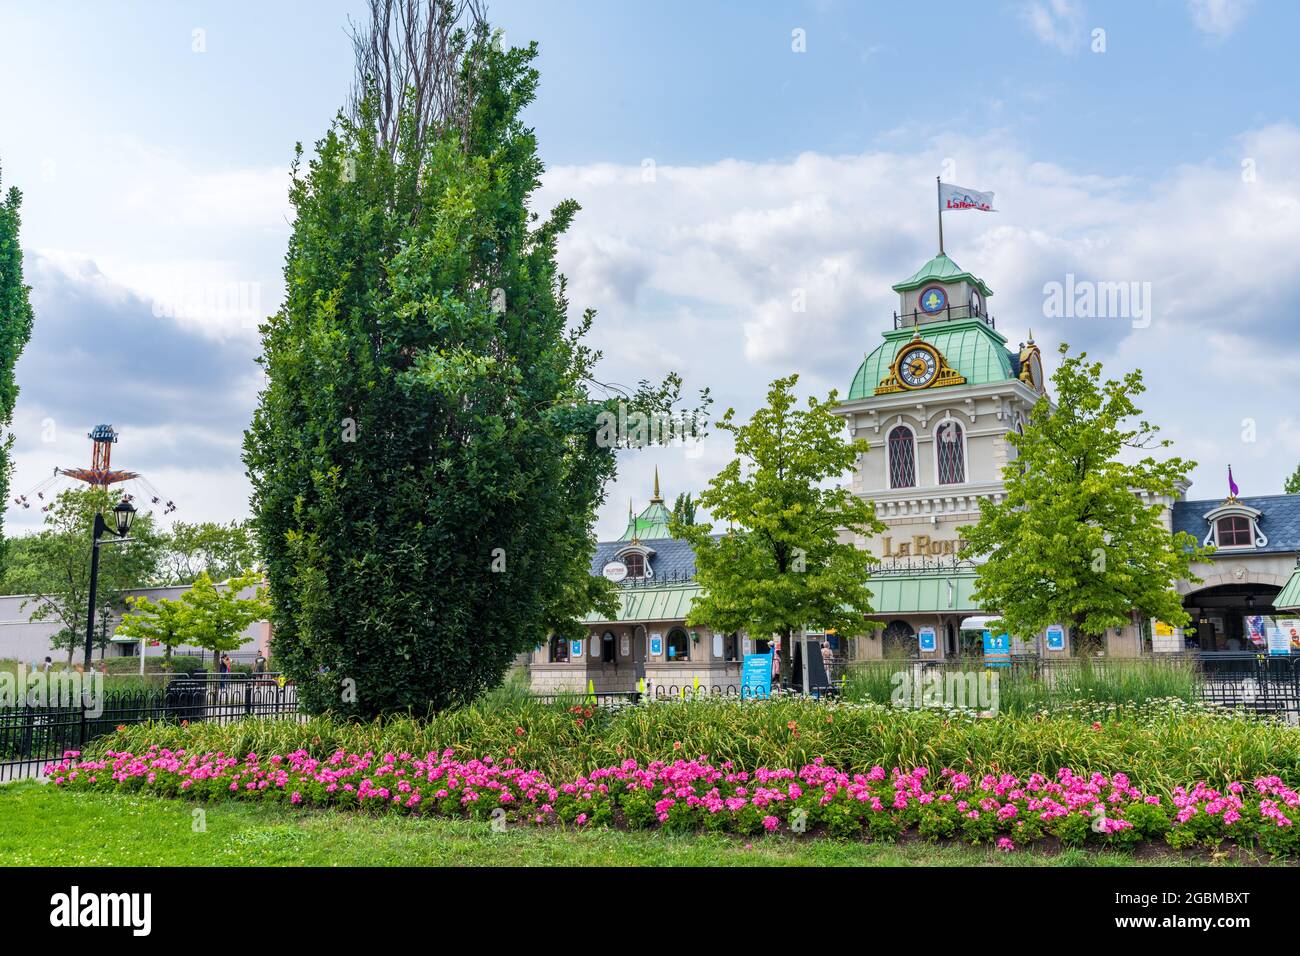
[{"left": 2, "top": 0, "right": 1298, "bottom": 540}]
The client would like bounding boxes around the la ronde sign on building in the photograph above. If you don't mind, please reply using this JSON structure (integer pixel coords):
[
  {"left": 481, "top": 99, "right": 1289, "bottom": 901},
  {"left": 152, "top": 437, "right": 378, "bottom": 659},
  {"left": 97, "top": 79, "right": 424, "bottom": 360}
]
[{"left": 602, "top": 561, "right": 628, "bottom": 582}]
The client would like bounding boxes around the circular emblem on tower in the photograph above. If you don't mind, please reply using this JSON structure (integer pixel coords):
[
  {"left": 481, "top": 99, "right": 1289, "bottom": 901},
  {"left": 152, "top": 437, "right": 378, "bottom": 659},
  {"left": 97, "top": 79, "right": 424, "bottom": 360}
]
[{"left": 918, "top": 284, "right": 948, "bottom": 315}]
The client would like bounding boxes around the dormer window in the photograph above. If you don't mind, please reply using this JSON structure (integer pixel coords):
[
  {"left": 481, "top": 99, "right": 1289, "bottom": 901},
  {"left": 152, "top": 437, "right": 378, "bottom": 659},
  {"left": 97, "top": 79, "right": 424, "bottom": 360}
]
[
  {"left": 1202, "top": 502, "right": 1267, "bottom": 551},
  {"left": 1216, "top": 516, "right": 1252, "bottom": 547},
  {"left": 623, "top": 552, "right": 645, "bottom": 579}
]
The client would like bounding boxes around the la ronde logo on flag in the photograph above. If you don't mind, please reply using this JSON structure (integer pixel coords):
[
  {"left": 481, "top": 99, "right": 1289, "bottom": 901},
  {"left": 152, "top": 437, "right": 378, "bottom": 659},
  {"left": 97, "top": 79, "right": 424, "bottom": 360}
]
[{"left": 939, "top": 182, "right": 996, "bottom": 212}]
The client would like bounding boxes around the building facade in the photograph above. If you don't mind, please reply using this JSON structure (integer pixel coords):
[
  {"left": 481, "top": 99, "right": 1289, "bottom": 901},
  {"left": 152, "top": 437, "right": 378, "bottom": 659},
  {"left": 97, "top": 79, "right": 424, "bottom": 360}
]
[
  {"left": 0, "top": 582, "right": 271, "bottom": 668},
  {"left": 526, "top": 472, "right": 750, "bottom": 695},
  {"left": 527, "top": 249, "right": 1300, "bottom": 691}
]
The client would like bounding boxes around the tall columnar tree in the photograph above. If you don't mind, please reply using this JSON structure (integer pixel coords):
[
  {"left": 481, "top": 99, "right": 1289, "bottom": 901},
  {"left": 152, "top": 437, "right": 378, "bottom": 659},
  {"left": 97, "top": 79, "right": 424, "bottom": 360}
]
[
  {"left": 670, "top": 375, "right": 884, "bottom": 683},
  {"left": 0, "top": 162, "right": 36, "bottom": 568},
  {"left": 244, "top": 5, "right": 697, "bottom": 716},
  {"left": 959, "top": 344, "right": 1213, "bottom": 653}
]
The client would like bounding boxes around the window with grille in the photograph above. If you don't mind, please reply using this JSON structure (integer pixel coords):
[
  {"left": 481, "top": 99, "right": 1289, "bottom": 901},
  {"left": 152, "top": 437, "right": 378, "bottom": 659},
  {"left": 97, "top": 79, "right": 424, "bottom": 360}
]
[
  {"left": 666, "top": 627, "right": 690, "bottom": 661},
  {"left": 1216, "top": 516, "right": 1252, "bottom": 547},
  {"left": 936, "top": 421, "right": 965, "bottom": 484},
  {"left": 550, "top": 635, "right": 569, "bottom": 663},
  {"left": 887, "top": 426, "right": 916, "bottom": 488},
  {"left": 623, "top": 552, "right": 645, "bottom": 578}
]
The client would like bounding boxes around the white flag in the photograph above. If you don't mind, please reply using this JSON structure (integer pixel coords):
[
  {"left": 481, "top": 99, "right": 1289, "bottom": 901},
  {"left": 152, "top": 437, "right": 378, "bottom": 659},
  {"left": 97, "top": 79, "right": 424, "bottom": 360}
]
[{"left": 939, "top": 182, "right": 996, "bottom": 212}]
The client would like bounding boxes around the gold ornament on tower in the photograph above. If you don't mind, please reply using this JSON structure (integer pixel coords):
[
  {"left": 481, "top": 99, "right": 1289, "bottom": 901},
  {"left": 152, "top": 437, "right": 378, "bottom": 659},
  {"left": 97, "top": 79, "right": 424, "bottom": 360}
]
[{"left": 875, "top": 334, "right": 966, "bottom": 395}]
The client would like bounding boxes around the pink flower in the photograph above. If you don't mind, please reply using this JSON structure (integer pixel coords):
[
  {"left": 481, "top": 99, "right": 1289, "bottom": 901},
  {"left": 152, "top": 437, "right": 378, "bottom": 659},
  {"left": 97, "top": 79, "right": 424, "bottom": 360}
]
[
  {"left": 996, "top": 837, "right": 1014, "bottom": 853},
  {"left": 762, "top": 816, "right": 779, "bottom": 832}
]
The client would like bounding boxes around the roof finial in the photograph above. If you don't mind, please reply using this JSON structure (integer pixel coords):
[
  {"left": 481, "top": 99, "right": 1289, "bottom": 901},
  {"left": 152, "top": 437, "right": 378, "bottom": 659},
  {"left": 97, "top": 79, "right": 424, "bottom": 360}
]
[{"left": 651, "top": 466, "right": 663, "bottom": 504}]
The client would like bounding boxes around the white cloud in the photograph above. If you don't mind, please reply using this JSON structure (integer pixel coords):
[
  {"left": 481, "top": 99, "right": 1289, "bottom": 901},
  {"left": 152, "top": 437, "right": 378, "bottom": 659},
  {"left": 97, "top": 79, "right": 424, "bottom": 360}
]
[
  {"left": 1187, "top": 0, "right": 1252, "bottom": 38},
  {"left": 537, "top": 123, "right": 1300, "bottom": 536},
  {"left": 1019, "top": 0, "right": 1086, "bottom": 54}
]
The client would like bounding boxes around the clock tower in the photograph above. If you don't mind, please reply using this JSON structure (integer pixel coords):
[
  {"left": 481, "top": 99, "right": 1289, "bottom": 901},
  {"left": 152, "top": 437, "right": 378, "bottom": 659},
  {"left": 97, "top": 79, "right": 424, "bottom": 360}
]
[{"left": 836, "top": 252, "right": 1047, "bottom": 658}]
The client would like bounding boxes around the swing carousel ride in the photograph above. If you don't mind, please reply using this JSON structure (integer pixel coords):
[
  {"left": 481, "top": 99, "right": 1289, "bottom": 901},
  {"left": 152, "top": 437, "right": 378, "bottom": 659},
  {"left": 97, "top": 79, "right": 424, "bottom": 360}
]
[{"left": 10, "top": 424, "right": 177, "bottom": 515}]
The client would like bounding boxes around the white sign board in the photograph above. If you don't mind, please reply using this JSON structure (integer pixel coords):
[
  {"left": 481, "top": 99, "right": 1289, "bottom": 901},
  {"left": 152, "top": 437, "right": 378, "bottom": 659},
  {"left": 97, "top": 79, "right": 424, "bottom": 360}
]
[
  {"left": 602, "top": 561, "right": 628, "bottom": 582},
  {"left": 1151, "top": 620, "right": 1183, "bottom": 653}
]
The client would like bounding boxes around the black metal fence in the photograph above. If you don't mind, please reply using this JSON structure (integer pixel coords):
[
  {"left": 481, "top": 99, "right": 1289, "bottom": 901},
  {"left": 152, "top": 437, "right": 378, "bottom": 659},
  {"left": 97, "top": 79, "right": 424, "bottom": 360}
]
[{"left": 0, "top": 674, "right": 299, "bottom": 782}]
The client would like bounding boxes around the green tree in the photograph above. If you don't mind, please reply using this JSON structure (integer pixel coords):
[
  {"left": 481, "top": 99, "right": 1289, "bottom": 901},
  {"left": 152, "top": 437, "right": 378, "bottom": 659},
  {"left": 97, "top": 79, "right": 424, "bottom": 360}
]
[
  {"left": 1285, "top": 462, "right": 1300, "bottom": 495},
  {"left": 178, "top": 569, "right": 271, "bottom": 663},
  {"left": 959, "top": 344, "right": 1213, "bottom": 653},
  {"left": 155, "top": 520, "right": 258, "bottom": 585},
  {"left": 116, "top": 593, "right": 193, "bottom": 668},
  {"left": 671, "top": 492, "right": 697, "bottom": 527},
  {"left": 6, "top": 488, "right": 162, "bottom": 664},
  {"left": 0, "top": 162, "right": 36, "bottom": 569},
  {"left": 670, "top": 375, "right": 884, "bottom": 683},
  {"left": 243, "top": 6, "right": 697, "bottom": 716}
]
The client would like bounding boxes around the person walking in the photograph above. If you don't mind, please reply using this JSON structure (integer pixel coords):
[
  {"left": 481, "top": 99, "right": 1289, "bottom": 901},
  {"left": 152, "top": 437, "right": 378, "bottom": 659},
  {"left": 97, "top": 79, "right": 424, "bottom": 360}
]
[
  {"left": 821, "top": 641, "right": 835, "bottom": 686},
  {"left": 254, "top": 650, "right": 267, "bottom": 675}
]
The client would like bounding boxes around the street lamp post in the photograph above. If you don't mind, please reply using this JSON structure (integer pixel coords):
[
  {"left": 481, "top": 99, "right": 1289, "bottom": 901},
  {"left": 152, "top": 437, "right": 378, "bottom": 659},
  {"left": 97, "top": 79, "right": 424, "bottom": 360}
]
[{"left": 83, "top": 498, "right": 137, "bottom": 672}]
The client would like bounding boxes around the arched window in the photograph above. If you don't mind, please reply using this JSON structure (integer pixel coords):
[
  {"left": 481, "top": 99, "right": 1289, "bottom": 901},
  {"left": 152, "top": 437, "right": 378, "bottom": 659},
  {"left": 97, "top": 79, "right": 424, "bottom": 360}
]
[
  {"left": 881, "top": 620, "right": 918, "bottom": 659},
  {"left": 887, "top": 425, "right": 916, "bottom": 488},
  {"left": 935, "top": 420, "right": 965, "bottom": 484},
  {"left": 623, "top": 552, "right": 645, "bottom": 578},
  {"left": 549, "top": 635, "right": 569, "bottom": 663},
  {"left": 1216, "top": 516, "right": 1252, "bottom": 547},
  {"left": 665, "top": 627, "right": 690, "bottom": 661}
]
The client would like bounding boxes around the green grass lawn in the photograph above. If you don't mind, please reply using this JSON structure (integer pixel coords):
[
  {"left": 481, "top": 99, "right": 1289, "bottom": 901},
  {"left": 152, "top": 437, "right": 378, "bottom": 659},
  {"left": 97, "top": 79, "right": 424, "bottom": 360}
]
[{"left": 0, "top": 781, "right": 1282, "bottom": 866}]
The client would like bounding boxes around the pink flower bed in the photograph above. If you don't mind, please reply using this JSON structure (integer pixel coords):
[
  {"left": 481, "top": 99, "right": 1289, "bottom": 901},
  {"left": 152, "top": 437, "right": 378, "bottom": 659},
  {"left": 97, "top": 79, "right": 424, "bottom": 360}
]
[{"left": 45, "top": 748, "right": 1300, "bottom": 856}]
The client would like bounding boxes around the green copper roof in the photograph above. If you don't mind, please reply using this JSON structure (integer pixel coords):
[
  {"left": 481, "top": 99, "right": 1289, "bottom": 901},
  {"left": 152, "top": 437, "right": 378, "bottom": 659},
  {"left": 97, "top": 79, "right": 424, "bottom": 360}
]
[
  {"left": 847, "top": 318, "right": 1017, "bottom": 401},
  {"left": 891, "top": 254, "right": 993, "bottom": 297},
  {"left": 869, "top": 571, "right": 983, "bottom": 615},
  {"left": 584, "top": 583, "right": 701, "bottom": 623},
  {"left": 1277, "top": 563, "right": 1300, "bottom": 611},
  {"left": 620, "top": 501, "right": 672, "bottom": 541}
]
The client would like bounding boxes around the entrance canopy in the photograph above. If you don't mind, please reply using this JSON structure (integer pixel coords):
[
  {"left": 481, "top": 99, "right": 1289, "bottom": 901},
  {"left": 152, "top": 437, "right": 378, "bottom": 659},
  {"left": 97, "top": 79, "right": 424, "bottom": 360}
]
[
  {"left": 1278, "top": 563, "right": 1300, "bottom": 612},
  {"left": 869, "top": 570, "right": 981, "bottom": 615}
]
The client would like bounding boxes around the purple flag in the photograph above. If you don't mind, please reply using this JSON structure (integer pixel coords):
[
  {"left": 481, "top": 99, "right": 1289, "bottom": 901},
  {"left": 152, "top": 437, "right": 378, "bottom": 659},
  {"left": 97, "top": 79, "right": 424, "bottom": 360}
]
[{"left": 1228, "top": 465, "right": 1239, "bottom": 498}]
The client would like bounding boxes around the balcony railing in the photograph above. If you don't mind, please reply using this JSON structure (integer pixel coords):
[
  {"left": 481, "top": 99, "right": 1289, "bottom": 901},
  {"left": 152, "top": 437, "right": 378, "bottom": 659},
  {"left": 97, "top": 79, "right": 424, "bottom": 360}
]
[{"left": 893, "top": 302, "right": 995, "bottom": 331}]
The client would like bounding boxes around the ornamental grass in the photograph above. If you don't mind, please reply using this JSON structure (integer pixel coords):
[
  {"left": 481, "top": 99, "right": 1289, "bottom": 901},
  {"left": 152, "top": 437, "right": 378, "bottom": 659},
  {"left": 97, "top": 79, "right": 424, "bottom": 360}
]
[{"left": 86, "top": 697, "right": 1300, "bottom": 798}]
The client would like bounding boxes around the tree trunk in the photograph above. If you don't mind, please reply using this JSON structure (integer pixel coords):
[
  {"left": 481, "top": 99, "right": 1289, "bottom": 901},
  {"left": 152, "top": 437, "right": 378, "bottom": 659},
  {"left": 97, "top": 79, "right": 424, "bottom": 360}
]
[{"left": 778, "top": 627, "right": 793, "bottom": 690}]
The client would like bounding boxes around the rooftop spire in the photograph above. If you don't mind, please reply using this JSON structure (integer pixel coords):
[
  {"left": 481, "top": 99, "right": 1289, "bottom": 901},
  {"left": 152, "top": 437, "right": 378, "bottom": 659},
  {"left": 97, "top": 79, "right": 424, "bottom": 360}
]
[{"left": 651, "top": 466, "right": 663, "bottom": 504}]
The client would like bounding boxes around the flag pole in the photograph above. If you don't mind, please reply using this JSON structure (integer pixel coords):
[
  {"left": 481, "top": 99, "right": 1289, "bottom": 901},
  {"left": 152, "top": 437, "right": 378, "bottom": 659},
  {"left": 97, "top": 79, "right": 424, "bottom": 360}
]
[{"left": 936, "top": 176, "right": 944, "bottom": 255}]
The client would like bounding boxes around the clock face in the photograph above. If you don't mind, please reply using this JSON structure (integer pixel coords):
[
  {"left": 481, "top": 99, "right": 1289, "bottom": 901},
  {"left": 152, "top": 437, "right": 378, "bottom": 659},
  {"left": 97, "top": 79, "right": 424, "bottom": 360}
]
[
  {"left": 918, "top": 285, "right": 947, "bottom": 314},
  {"left": 1028, "top": 353, "right": 1043, "bottom": 388},
  {"left": 898, "top": 345, "right": 939, "bottom": 388}
]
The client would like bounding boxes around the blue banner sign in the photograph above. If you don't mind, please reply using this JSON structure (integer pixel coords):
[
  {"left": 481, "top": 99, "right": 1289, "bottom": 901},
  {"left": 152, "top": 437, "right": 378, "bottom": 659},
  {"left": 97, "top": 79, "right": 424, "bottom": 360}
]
[
  {"left": 983, "top": 630, "right": 1011, "bottom": 668},
  {"left": 1045, "top": 625, "right": 1066, "bottom": 652},
  {"left": 741, "top": 652, "right": 774, "bottom": 699},
  {"left": 918, "top": 626, "right": 936, "bottom": 653}
]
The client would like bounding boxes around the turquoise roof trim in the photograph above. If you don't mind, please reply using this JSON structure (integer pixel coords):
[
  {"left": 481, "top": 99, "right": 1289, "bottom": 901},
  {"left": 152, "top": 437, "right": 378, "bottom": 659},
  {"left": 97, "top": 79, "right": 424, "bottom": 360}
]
[
  {"left": 1277, "top": 563, "right": 1300, "bottom": 612},
  {"left": 619, "top": 501, "right": 673, "bottom": 540},
  {"left": 584, "top": 583, "right": 701, "bottom": 623},
  {"left": 892, "top": 254, "right": 993, "bottom": 297},
  {"left": 868, "top": 571, "right": 983, "bottom": 615},
  {"left": 847, "top": 319, "right": 1017, "bottom": 401}
]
